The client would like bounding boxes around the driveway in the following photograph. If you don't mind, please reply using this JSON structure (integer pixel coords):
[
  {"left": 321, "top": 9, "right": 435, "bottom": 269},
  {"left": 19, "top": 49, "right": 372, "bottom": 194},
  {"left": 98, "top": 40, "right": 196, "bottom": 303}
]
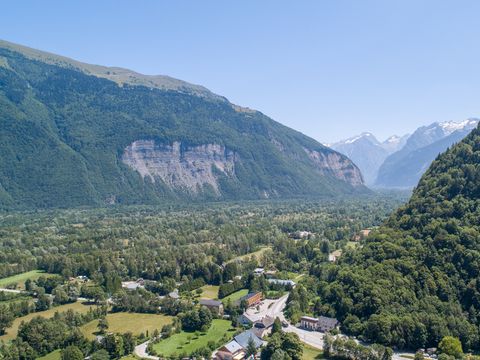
[{"left": 134, "top": 340, "right": 159, "bottom": 360}]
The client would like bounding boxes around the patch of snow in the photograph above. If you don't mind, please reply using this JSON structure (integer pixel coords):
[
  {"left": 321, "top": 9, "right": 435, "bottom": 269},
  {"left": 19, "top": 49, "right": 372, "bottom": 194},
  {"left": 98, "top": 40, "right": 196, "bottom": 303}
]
[
  {"left": 343, "top": 132, "right": 374, "bottom": 144},
  {"left": 439, "top": 118, "right": 479, "bottom": 135}
]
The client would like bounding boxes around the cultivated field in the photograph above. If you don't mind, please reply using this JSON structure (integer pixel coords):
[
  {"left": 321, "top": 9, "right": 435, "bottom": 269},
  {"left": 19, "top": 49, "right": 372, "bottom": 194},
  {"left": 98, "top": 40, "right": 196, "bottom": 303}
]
[
  {"left": 198, "top": 285, "right": 219, "bottom": 299},
  {"left": 0, "top": 301, "right": 95, "bottom": 342},
  {"left": 0, "top": 270, "right": 55, "bottom": 290}
]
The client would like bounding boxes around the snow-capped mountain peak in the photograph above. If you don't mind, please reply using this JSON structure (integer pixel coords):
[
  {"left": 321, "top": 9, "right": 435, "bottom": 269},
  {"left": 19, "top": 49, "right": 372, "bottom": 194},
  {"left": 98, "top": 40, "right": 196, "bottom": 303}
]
[
  {"left": 382, "top": 134, "right": 409, "bottom": 152},
  {"left": 342, "top": 132, "right": 376, "bottom": 144},
  {"left": 439, "top": 118, "right": 479, "bottom": 135},
  {"left": 384, "top": 135, "right": 400, "bottom": 143}
]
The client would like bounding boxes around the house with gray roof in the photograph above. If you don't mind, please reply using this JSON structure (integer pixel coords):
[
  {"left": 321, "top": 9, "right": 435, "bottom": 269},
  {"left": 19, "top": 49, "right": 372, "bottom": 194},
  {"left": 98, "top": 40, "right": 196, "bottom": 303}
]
[
  {"left": 215, "top": 330, "right": 264, "bottom": 360},
  {"left": 234, "top": 329, "right": 264, "bottom": 349},
  {"left": 300, "top": 315, "right": 339, "bottom": 332},
  {"left": 267, "top": 279, "right": 296, "bottom": 288}
]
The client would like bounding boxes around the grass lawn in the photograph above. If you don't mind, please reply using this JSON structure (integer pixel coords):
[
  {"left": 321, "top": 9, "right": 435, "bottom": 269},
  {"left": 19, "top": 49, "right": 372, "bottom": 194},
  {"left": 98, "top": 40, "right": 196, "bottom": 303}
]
[
  {"left": 37, "top": 349, "right": 61, "bottom": 360},
  {"left": 196, "top": 285, "right": 219, "bottom": 300},
  {"left": 0, "top": 295, "right": 33, "bottom": 305},
  {"left": 0, "top": 301, "right": 95, "bottom": 342},
  {"left": 303, "top": 344, "right": 324, "bottom": 360},
  {"left": 152, "top": 319, "right": 235, "bottom": 357},
  {"left": 0, "top": 270, "right": 55, "bottom": 290},
  {"left": 264, "top": 290, "right": 286, "bottom": 299},
  {"left": 227, "top": 246, "right": 271, "bottom": 263},
  {"left": 221, "top": 289, "right": 248, "bottom": 304},
  {"left": 346, "top": 241, "right": 360, "bottom": 249},
  {"left": 81, "top": 312, "right": 173, "bottom": 340},
  {"left": 292, "top": 273, "right": 306, "bottom": 282}
]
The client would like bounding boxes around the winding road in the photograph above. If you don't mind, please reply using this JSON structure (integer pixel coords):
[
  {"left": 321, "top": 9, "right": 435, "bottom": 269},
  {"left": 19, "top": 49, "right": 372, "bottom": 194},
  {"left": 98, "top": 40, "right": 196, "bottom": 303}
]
[{"left": 134, "top": 340, "right": 159, "bottom": 360}]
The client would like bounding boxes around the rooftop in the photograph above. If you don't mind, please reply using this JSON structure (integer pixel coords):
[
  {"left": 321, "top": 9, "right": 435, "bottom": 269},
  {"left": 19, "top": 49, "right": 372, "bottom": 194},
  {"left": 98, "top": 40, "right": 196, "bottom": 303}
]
[
  {"left": 168, "top": 290, "right": 179, "bottom": 299},
  {"left": 254, "top": 316, "right": 275, "bottom": 328},
  {"left": 301, "top": 315, "right": 319, "bottom": 322},
  {"left": 234, "top": 330, "right": 264, "bottom": 349},
  {"left": 121, "top": 281, "right": 141, "bottom": 290},
  {"left": 318, "top": 316, "right": 339, "bottom": 327},
  {"left": 267, "top": 279, "right": 296, "bottom": 286},
  {"left": 244, "top": 292, "right": 261, "bottom": 300},
  {"left": 222, "top": 340, "right": 244, "bottom": 354}
]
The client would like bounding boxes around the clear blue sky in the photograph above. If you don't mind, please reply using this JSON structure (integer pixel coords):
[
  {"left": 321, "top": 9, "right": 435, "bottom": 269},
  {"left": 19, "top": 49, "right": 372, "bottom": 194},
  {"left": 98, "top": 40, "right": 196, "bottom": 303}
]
[{"left": 1, "top": 1, "right": 479, "bottom": 143}]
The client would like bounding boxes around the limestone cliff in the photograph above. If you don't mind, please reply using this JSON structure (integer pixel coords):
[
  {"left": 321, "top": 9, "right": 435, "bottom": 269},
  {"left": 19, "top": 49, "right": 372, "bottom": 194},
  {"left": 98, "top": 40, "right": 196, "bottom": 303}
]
[
  {"left": 122, "top": 140, "right": 237, "bottom": 195},
  {"left": 303, "top": 148, "right": 364, "bottom": 186}
]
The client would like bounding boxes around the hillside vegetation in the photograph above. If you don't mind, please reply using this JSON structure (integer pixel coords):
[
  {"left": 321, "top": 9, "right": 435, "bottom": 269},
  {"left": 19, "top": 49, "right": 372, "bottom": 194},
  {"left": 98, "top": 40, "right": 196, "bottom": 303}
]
[
  {"left": 0, "top": 41, "right": 365, "bottom": 209},
  {"left": 315, "top": 125, "right": 480, "bottom": 351}
]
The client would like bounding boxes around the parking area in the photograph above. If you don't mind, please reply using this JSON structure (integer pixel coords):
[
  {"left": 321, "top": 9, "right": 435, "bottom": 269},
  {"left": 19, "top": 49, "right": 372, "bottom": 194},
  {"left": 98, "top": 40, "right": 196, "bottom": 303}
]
[
  {"left": 284, "top": 325, "right": 324, "bottom": 349},
  {"left": 243, "top": 294, "right": 289, "bottom": 323}
]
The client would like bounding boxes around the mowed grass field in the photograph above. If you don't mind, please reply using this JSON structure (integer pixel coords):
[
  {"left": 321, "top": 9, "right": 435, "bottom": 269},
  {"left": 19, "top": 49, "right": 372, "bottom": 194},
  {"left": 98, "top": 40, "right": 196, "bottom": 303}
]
[
  {"left": 81, "top": 312, "right": 173, "bottom": 340},
  {"left": 0, "top": 270, "right": 55, "bottom": 289},
  {"left": 37, "top": 349, "right": 61, "bottom": 360},
  {"left": 153, "top": 319, "right": 234, "bottom": 357},
  {"left": 39, "top": 350, "right": 141, "bottom": 360},
  {"left": 0, "top": 295, "right": 33, "bottom": 305},
  {"left": 0, "top": 301, "right": 95, "bottom": 342},
  {"left": 221, "top": 289, "right": 248, "bottom": 304},
  {"left": 198, "top": 285, "right": 219, "bottom": 300},
  {"left": 227, "top": 246, "right": 271, "bottom": 263},
  {"left": 302, "top": 344, "right": 323, "bottom": 360}
]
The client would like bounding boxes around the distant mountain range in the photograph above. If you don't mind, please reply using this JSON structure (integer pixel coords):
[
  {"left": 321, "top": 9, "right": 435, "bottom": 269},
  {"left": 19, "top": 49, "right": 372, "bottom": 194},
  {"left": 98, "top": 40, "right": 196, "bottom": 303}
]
[
  {"left": 331, "top": 119, "right": 479, "bottom": 188},
  {"left": 0, "top": 39, "right": 367, "bottom": 209},
  {"left": 330, "top": 133, "right": 408, "bottom": 184}
]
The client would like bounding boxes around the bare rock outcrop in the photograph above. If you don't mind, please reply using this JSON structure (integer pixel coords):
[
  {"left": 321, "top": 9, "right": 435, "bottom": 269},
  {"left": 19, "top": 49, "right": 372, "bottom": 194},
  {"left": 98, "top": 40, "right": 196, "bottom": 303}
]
[
  {"left": 122, "top": 140, "right": 237, "bottom": 194},
  {"left": 303, "top": 148, "right": 364, "bottom": 186}
]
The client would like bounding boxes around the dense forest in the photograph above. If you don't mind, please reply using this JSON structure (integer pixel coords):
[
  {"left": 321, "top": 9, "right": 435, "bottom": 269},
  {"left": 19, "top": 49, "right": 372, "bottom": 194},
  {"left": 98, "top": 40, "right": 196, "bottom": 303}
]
[
  {"left": 307, "top": 125, "right": 480, "bottom": 351},
  {"left": 0, "top": 197, "right": 402, "bottom": 282},
  {"left": 0, "top": 196, "right": 405, "bottom": 359}
]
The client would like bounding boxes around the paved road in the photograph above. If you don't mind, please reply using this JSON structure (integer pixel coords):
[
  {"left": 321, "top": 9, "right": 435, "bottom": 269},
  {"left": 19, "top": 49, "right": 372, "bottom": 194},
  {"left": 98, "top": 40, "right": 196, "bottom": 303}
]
[
  {"left": 266, "top": 294, "right": 324, "bottom": 350},
  {"left": 266, "top": 294, "right": 288, "bottom": 319},
  {"left": 284, "top": 325, "right": 324, "bottom": 349},
  {"left": 392, "top": 352, "right": 416, "bottom": 360},
  {"left": 244, "top": 293, "right": 324, "bottom": 350},
  {"left": 0, "top": 288, "right": 25, "bottom": 294},
  {"left": 134, "top": 340, "right": 159, "bottom": 360}
]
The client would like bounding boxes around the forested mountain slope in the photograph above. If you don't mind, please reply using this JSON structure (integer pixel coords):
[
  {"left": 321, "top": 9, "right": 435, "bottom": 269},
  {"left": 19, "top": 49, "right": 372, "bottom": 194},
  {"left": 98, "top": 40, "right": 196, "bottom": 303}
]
[
  {"left": 317, "top": 124, "right": 480, "bottom": 351},
  {"left": 0, "top": 40, "right": 365, "bottom": 208}
]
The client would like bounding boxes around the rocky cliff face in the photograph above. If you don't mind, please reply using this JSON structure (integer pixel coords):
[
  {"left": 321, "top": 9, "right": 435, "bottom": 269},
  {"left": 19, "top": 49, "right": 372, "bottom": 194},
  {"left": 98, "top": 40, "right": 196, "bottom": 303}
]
[
  {"left": 122, "top": 140, "right": 237, "bottom": 195},
  {"left": 303, "top": 148, "right": 364, "bottom": 186}
]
